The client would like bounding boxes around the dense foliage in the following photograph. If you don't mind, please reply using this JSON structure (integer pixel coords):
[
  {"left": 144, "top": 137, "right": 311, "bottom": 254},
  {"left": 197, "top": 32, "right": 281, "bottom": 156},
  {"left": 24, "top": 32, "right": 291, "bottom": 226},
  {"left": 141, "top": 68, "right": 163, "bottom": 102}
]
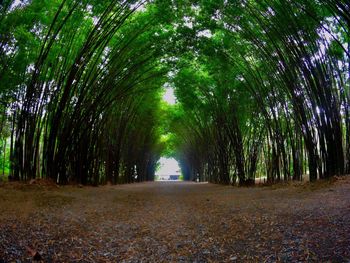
[
  {"left": 168, "top": 0, "right": 349, "bottom": 184},
  {"left": 0, "top": 0, "right": 349, "bottom": 185}
]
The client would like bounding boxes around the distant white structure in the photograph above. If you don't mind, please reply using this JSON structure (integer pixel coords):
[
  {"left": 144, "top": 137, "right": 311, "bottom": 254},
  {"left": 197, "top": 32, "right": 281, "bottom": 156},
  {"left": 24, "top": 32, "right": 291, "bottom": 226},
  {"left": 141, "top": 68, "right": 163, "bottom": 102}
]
[{"left": 156, "top": 157, "right": 181, "bottom": 180}]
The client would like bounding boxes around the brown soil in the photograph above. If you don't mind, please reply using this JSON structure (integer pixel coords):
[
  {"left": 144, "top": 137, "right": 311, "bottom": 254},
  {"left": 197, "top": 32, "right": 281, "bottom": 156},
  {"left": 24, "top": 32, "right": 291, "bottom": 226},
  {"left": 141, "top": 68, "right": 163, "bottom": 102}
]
[{"left": 0, "top": 177, "right": 350, "bottom": 262}]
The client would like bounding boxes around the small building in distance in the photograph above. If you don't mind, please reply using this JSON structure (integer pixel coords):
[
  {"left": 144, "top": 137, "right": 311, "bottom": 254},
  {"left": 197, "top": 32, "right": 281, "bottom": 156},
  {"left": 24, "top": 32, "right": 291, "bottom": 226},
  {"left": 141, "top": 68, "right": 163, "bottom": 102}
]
[
  {"left": 169, "top": 174, "right": 180, "bottom": 180},
  {"left": 158, "top": 172, "right": 181, "bottom": 181}
]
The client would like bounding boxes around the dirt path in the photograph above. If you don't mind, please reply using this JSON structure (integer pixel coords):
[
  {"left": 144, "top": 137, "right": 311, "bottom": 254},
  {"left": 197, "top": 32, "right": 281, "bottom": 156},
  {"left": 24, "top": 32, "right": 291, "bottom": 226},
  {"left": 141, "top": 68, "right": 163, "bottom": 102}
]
[{"left": 0, "top": 179, "right": 350, "bottom": 262}]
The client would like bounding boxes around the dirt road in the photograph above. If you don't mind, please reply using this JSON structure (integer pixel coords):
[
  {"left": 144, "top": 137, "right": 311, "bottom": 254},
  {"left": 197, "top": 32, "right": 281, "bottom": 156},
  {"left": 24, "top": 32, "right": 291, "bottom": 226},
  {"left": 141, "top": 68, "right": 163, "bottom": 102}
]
[{"left": 0, "top": 179, "right": 350, "bottom": 262}]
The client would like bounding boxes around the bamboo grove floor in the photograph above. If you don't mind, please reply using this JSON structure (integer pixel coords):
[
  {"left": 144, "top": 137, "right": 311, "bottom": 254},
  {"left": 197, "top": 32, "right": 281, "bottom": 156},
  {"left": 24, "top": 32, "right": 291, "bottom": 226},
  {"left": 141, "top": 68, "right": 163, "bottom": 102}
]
[{"left": 0, "top": 178, "right": 349, "bottom": 262}]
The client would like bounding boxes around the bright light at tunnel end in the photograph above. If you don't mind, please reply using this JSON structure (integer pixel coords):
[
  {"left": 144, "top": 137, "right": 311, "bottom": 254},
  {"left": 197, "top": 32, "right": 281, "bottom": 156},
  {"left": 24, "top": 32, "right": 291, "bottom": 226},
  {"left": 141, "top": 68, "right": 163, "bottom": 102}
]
[{"left": 156, "top": 157, "right": 181, "bottom": 180}]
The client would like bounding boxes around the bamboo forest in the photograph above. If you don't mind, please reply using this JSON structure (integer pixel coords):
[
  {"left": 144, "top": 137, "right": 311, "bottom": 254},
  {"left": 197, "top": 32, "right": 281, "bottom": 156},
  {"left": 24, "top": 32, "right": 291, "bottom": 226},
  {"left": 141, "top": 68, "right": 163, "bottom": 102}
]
[{"left": 0, "top": 0, "right": 349, "bottom": 262}]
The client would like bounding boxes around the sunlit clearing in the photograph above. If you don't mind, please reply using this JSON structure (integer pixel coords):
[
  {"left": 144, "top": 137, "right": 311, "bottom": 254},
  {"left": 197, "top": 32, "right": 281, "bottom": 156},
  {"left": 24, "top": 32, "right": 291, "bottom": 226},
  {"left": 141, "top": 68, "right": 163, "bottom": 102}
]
[
  {"left": 162, "top": 87, "right": 176, "bottom": 105},
  {"left": 156, "top": 157, "right": 181, "bottom": 180}
]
